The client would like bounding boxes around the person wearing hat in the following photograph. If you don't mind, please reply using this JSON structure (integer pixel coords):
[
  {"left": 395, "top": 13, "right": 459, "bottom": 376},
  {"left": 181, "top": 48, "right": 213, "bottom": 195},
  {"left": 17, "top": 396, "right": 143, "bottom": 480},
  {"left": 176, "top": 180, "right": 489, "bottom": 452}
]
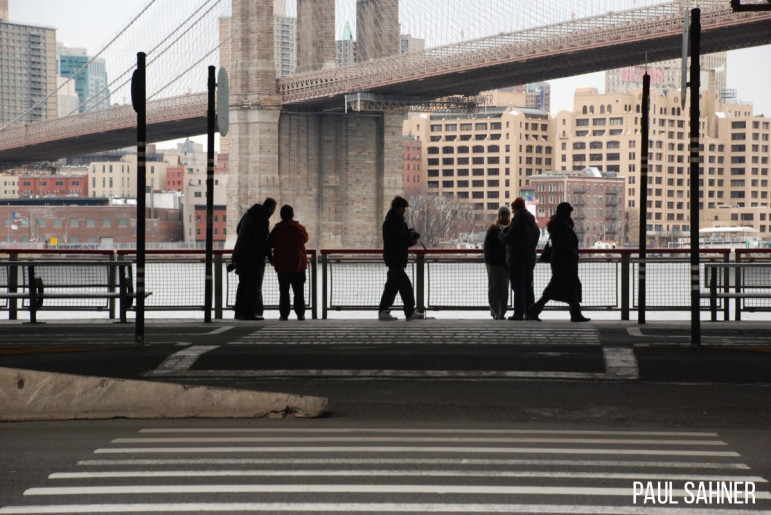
[
  {"left": 484, "top": 204, "right": 511, "bottom": 319},
  {"left": 526, "top": 202, "right": 590, "bottom": 322},
  {"left": 268, "top": 204, "right": 309, "bottom": 320},
  {"left": 378, "top": 196, "right": 426, "bottom": 321},
  {"left": 502, "top": 197, "right": 541, "bottom": 320}
]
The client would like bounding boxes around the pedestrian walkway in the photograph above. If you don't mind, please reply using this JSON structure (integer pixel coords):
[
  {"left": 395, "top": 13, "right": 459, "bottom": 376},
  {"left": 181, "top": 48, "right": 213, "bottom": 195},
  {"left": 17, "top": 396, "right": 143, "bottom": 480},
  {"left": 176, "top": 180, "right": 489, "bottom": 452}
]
[
  {"left": 2, "top": 426, "right": 768, "bottom": 514},
  {"left": 2, "top": 319, "right": 769, "bottom": 385}
]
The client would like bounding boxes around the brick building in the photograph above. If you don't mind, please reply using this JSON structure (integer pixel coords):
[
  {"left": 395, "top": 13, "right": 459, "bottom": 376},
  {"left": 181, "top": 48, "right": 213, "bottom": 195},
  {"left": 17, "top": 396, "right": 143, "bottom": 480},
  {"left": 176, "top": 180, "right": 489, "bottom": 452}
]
[
  {"left": 18, "top": 174, "right": 88, "bottom": 197},
  {"left": 1, "top": 201, "right": 182, "bottom": 247}
]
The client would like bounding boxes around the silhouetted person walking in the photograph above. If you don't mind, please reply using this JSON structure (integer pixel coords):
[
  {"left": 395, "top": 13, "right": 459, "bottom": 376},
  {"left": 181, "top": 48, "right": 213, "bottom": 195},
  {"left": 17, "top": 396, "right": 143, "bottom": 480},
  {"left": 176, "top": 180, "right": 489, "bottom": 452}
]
[
  {"left": 484, "top": 205, "right": 510, "bottom": 319},
  {"left": 232, "top": 197, "right": 276, "bottom": 320},
  {"left": 503, "top": 197, "right": 540, "bottom": 320},
  {"left": 268, "top": 205, "right": 309, "bottom": 321},
  {"left": 378, "top": 196, "right": 426, "bottom": 321},
  {"left": 526, "top": 202, "right": 590, "bottom": 322}
]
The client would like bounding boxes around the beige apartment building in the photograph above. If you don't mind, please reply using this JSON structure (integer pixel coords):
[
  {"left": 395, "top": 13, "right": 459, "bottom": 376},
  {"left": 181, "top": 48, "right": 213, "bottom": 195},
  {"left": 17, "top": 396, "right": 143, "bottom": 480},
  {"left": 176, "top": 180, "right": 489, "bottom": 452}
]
[
  {"left": 88, "top": 154, "right": 170, "bottom": 199},
  {"left": 556, "top": 87, "right": 770, "bottom": 245},
  {"left": 403, "top": 91, "right": 553, "bottom": 226},
  {"left": 405, "top": 85, "right": 771, "bottom": 245}
]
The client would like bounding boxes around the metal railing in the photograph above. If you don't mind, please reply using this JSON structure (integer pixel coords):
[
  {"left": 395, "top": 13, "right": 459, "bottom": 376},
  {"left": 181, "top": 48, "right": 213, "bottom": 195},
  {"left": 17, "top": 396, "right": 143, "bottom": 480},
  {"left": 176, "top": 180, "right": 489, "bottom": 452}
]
[
  {"left": 320, "top": 248, "right": 756, "bottom": 319},
  {"left": 3, "top": 248, "right": 771, "bottom": 321},
  {"left": 1, "top": 249, "right": 318, "bottom": 320}
]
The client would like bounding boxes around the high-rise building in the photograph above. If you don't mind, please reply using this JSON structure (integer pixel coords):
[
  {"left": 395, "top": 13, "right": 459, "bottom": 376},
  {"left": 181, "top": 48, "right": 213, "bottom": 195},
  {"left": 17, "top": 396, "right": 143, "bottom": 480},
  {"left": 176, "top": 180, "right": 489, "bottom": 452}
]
[
  {"left": 0, "top": 10, "right": 57, "bottom": 127},
  {"left": 218, "top": 13, "right": 296, "bottom": 80},
  {"left": 275, "top": 14, "right": 297, "bottom": 77},
  {"left": 336, "top": 20, "right": 356, "bottom": 66},
  {"left": 57, "top": 44, "right": 110, "bottom": 113}
]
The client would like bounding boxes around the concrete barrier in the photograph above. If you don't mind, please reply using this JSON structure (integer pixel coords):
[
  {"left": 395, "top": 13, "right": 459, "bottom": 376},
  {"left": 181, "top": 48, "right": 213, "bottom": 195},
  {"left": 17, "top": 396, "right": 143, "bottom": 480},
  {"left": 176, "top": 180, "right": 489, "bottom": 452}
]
[{"left": 0, "top": 367, "right": 329, "bottom": 421}]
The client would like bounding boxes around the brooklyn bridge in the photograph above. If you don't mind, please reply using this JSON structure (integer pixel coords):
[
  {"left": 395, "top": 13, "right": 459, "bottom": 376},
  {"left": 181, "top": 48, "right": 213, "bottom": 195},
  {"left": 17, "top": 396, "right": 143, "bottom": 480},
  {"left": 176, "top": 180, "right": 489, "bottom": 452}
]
[{"left": 1, "top": 0, "right": 769, "bottom": 247}]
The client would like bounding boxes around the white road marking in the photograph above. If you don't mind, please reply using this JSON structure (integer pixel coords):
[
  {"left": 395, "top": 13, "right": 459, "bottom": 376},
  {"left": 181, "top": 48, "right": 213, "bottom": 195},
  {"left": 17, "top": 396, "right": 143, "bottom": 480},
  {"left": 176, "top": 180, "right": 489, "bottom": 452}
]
[
  {"left": 137, "top": 428, "right": 720, "bottom": 436},
  {"left": 136, "top": 428, "right": 719, "bottom": 437},
  {"left": 602, "top": 347, "right": 639, "bottom": 379},
  {"left": 50, "top": 469, "right": 766, "bottom": 482},
  {"left": 92, "top": 446, "right": 741, "bottom": 457},
  {"left": 144, "top": 368, "right": 608, "bottom": 379},
  {"left": 150, "top": 345, "right": 219, "bottom": 375},
  {"left": 27, "top": 484, "right": 770, "bottom": 497},
  {"left": 111, "top": 436, "right": 726, "bottom": 446},
  {"left": 76, "top": 458, "right": 751, "bottom": 469},
  {"left": 1, "top": 503, "right": 764, "bottom": 514}
]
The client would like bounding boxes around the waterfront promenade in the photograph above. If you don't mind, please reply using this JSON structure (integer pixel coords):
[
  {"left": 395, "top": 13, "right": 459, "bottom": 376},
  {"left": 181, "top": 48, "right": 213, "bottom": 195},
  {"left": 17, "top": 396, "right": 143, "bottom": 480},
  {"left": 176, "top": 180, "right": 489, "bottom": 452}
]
[{"left": 1, "top": 317, "right": 769, "bottom": 386}]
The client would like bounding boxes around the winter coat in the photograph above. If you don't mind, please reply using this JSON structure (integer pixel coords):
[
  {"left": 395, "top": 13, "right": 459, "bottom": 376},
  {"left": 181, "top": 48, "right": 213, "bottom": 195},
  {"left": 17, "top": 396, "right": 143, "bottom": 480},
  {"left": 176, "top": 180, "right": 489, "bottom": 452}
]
[
  {"left": 268, "top": 219, "right": 309, "bottom": 274},
  {"left": 542, "top": 214, "right": 582, "bottom": 303},
  {"left": 483, "top": 223, "right": 507, "bottom": 266},
  {"left": 382, "top": 208, "right": 416, "bottom": 268},
  {"left": 502, "top": 208, "right": 540, "bottom": 268},
  {"left": 232, "top": 204, "right": 271, "bottom": 270}
]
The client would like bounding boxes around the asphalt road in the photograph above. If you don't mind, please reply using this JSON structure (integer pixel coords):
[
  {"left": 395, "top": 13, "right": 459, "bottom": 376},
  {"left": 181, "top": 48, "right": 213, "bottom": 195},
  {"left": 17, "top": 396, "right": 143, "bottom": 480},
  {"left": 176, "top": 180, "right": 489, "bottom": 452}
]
[{"left": 0, "top": 318, "right": 769, "bottom": 513}]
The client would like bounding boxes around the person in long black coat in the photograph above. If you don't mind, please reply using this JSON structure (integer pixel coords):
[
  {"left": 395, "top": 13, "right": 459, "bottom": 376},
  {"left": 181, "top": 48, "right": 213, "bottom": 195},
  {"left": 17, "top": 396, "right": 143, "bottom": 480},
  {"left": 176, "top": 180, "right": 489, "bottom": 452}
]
[
  {"left": 232, "top": 198, "right": 276, "bottom": 320},
  {"left": 526, "top": 202, "right": 590, "bottom": 322}
]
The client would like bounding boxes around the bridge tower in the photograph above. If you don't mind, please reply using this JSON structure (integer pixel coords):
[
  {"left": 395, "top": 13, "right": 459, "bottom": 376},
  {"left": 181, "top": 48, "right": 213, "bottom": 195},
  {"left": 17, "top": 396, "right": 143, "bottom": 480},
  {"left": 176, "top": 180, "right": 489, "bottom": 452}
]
[
  {"left": 227, "top": 0, "right": 282, "bottom": 241},
  {"left": 227, "top": 0, "right": 403, "bottom": 248},
  {"left": 356, "top": 0, "right": 400, "bottom": 62}
]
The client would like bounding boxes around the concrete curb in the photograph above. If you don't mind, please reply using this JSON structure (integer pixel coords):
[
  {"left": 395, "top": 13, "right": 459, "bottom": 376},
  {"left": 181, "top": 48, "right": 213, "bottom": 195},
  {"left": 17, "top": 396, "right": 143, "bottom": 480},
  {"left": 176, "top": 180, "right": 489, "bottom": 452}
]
[{"left": 0, "top": 367, "right": 329, "bottom": 421}]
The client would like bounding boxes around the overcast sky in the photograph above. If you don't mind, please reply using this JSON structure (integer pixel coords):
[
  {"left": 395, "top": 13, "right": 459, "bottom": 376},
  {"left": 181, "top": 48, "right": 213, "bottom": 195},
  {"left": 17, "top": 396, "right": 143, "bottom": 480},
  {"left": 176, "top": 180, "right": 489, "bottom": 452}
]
[{"left": 8, "top": 0, "right": 771, "bottom": 117}]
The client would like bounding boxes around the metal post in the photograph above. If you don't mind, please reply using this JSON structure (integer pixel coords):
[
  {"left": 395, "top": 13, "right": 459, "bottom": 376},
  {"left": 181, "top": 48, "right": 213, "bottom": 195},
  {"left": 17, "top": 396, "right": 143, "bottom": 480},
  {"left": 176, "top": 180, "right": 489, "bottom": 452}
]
[
  {"left": 688, "top": 8, "right": 701, "bottom": 346},
  {"left": 415, "top": 251, "right": 425, "bottom": 312},
  {"left": 321, "top": 252, "right": 328, "bottom": 319},
  {"left": 621, "top": 252, "right": 630, "bottom": 320},
  {"left": 131, "top": 52, "right": 146, "bottom": 345},
  {"left": 638, "top": 72, "right": 650, "bottom": 324},
  {"left": 214, "top": 252, "right": 223, "bottom": 319},
  {"left": 204, "top": 66, "right": 216, "bottom": 323}
]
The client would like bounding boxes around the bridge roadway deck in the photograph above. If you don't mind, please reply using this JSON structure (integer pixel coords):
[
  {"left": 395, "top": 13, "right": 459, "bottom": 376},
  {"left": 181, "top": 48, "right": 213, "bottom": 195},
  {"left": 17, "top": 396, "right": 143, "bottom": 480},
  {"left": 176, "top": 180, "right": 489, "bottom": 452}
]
[{"left": 0, "top": 318, "right": 768, "bottom": 386}]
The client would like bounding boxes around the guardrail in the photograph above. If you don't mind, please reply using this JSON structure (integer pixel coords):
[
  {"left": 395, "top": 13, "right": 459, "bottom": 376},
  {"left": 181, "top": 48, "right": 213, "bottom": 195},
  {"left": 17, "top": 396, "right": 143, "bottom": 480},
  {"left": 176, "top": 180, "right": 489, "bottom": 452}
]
[
  {"left": 1, "top": 249, "right": 318, "bottom": 321},
  {"left": 2, "top": 247, "right": 770, "bottom": 321},
  {"left": 320, "top": 248, "right": 752, "bottom": 319}
]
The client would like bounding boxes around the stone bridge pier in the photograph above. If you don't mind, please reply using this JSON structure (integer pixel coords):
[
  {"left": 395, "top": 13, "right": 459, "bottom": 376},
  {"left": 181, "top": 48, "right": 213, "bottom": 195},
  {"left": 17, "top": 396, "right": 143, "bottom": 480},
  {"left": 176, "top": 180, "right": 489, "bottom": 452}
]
[{"left": 227, "top": 0, "right": 402, "bottom": 249}]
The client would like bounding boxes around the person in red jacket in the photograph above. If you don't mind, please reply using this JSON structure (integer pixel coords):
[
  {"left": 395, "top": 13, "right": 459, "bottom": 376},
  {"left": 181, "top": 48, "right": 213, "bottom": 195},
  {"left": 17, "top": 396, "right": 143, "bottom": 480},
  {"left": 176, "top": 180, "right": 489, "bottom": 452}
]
[{"left": 268, "top": 205, "right": 309, "bottom": 320}]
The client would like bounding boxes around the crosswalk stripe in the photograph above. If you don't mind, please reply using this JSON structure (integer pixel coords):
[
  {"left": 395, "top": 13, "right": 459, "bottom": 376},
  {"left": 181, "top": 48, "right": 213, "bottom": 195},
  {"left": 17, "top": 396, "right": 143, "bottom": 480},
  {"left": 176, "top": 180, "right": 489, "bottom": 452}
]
[
  {"left": 76, "top": 458, "right": 751, "bottom": 469},
  {"left": 1, "top": 503, "right": 764, "bottom": 514},
  {"left": 50, "top": 470, "right": 767, "bottom": 482},
  {"left": 5, "top": 427, "right": 767, "bottom": 515},
  {"left": 111, "top": 436, "right": 727, "bottom": 446},
  {"left": 92, "top": 446, "right": 741, "bottom": 457},
  {"left": 26, "top": 484, "right": 770, "bottom": 497},
  {"left": 137, "top": 428, "right": 719, "bottom": 437}
]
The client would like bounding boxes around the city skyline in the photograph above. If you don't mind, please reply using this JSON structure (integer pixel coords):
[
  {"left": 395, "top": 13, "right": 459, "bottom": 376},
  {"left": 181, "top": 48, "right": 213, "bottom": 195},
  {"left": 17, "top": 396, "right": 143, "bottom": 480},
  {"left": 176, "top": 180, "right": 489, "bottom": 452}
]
[{"left": 6, "top": 0, "right": 771, "bottom": 122}]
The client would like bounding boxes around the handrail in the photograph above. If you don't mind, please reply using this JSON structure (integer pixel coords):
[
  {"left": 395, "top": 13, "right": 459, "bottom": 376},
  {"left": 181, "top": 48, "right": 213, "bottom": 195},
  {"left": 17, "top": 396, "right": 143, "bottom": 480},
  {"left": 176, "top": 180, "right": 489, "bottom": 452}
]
[{"left": 3, "top": 248, "right": 769, "bottom": 321}]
